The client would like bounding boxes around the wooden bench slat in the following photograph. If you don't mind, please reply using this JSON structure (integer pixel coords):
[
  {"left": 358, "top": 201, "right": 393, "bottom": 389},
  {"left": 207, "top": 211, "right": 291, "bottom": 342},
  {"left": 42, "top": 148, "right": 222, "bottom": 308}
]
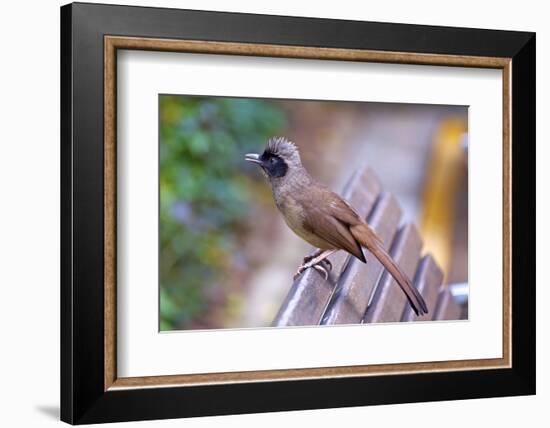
[
  {"left": 433, "top": 287, "right": 463, "bottom": 320},
  {"left": 272, "top": 168, "right": 381, "bottom": 327},
  {"left": 401, "top": 254, "right": 443, "bottom": 322},
  {"left": 320, "top": 193, "right": 402, "bottom": 325},
  {"left": 363, "top": 224, "right": 423, "bottom": 323}
]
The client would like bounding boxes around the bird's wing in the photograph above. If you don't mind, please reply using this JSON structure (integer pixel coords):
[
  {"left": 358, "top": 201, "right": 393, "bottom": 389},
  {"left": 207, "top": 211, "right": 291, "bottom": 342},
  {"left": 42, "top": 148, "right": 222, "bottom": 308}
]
[
  {"left": 308, "top": 188, "right": 428, "bottom": 316},
  {"left": 302, "top": 190, "right": 366, "bottom": 262},
  {"left": 328, "top": 199, "right": 362, "bottom": 224},
  {"left": 327, "top": 191, "right": 384, "bottom": 247}
]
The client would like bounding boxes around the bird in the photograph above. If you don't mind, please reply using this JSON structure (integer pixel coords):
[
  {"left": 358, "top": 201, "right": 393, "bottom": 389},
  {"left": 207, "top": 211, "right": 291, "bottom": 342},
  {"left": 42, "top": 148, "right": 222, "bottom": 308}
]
[{"left": 245, "top": 136, "right": 428, "bottom": 316}]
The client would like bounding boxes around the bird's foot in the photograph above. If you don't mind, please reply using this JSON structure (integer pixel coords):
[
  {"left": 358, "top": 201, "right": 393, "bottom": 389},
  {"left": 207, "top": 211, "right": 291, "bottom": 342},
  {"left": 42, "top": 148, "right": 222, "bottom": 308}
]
[
  {"left": 302, "top": 255, "right": 314, "bottom": 264},
  {"left": 293, "top": 258, "right": 333, "bottom": 281},
  {"left": 320, "top": 258, "right": 332, "bottom": 271},
  {"left": 302, "top": 249, "right": 322, "bottom": 265},
  {"left": 312, "top": 262, "right": 330, "bottom": 280}
]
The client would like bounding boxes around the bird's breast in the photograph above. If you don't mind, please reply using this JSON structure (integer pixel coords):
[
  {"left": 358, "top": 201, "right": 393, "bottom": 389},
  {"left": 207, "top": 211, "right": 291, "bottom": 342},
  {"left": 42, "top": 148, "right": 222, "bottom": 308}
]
[
  {"left": 272, "top": 189, "right": 333, "bottom": 250},
  {"left": 274, "top": 192, "right": 305, "bottom": 232}
]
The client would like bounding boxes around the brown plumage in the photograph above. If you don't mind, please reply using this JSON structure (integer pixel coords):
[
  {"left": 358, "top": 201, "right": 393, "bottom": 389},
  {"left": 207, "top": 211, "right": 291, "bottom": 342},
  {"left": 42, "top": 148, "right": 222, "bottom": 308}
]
[{"left": 246, "top": 137, "right": 428, "bottom": 316}]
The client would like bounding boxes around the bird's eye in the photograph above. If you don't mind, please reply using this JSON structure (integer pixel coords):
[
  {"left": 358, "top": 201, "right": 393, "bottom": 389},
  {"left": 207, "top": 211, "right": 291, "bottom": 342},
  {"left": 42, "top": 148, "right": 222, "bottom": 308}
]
[{"left": 270, "top": 157, "right": 276, "bottom": 163}]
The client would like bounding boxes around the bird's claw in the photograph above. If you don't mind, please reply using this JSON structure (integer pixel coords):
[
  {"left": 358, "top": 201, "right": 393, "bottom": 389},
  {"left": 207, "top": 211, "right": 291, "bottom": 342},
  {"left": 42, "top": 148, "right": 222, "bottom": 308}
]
[
  {"left": 293, "top": 258, "right": 332, "bottom": 281},
  {"left": 313, "top": 264, "right": 329, "bottom": 280},
  {"left": 320, "top": 258, "right": 332, "bottom": 271},
  {"left": 302, "top": 254, "right": 314, "bottom": 264},
  {"left": 293, "top": 266, "right": 305, "bottom": 280}
]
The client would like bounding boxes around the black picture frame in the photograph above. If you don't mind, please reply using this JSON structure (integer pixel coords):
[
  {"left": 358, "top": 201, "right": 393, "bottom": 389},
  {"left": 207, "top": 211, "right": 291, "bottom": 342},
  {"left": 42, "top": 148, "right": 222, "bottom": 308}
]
[{"left": 61, "top": 2, "right": 535, "bottom": 424}]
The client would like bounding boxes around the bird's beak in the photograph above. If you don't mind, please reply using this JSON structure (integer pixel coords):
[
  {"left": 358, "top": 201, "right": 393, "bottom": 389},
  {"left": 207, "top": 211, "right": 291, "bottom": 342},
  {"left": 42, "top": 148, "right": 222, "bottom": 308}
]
[{"left": 245, "top": 153, "right": 262, "bottom": 165}]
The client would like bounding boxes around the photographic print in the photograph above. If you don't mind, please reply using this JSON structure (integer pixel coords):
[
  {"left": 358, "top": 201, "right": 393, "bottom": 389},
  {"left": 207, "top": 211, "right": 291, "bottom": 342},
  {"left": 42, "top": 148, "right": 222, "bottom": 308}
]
[
  {"left": 159, "top": 95, "right": 468, "bottom": 331},
  {"left": 62, "top": 5, "right": 534, "bottom": 422}
]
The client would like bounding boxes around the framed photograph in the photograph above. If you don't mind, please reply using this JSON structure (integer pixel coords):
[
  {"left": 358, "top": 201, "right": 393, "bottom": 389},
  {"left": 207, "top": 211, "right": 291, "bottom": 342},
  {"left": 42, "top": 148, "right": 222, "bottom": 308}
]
[{"left": 60, "top": 2, "right": 535, "bottom": 424}]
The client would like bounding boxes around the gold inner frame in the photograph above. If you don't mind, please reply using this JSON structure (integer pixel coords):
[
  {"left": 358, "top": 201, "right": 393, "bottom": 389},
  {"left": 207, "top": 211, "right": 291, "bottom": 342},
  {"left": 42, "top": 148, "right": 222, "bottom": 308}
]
[{"left": 104, "top": 35, "right": 512, "bottom": 391}]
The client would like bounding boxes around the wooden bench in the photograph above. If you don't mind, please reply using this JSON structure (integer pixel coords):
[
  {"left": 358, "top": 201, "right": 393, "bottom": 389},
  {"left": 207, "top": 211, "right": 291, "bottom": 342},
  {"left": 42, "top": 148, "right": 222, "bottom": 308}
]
[{"left": 272, "top": 166, "right": 465, "bottom": 326}]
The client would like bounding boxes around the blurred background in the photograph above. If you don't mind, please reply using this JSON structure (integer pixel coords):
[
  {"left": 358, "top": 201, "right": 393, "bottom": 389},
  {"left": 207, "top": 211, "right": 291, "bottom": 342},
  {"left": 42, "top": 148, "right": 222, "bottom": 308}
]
[{"left": 159, "top": 95, "right": 468, "bottom": 331}]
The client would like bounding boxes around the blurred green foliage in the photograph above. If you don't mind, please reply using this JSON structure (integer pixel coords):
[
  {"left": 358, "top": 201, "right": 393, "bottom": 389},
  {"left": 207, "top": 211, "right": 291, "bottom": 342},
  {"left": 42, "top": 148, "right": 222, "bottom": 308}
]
[{"left": 159, "top": 95, "right": 287, "bottom": 330}]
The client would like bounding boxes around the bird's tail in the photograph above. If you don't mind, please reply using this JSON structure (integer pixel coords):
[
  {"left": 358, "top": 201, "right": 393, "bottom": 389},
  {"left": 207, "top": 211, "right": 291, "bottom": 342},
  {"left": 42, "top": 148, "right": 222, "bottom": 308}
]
[{"left": 350, "top": 224, "right": 428, "bottom": 316}]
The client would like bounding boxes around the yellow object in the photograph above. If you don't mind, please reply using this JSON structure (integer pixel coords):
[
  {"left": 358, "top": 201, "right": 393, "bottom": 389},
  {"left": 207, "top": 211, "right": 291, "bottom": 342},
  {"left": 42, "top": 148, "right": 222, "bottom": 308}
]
[{"left": 420, "top": 118, "right": 467, "bottom": 281}]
